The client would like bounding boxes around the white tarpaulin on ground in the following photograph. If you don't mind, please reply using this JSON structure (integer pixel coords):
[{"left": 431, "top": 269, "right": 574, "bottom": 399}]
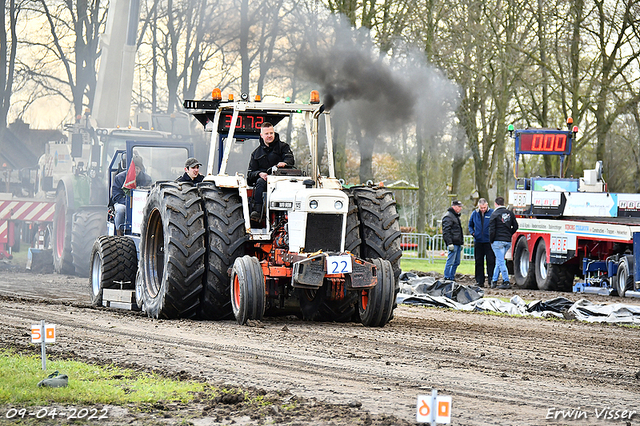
[{"left": 398, "top": 273, "right": 640, "bottom": 325}]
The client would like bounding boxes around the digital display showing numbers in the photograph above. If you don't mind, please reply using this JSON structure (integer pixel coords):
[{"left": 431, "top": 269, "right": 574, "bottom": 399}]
[
  {"left": 218, "top": 113, "right": 286, "bottom": 134},
  {"left": 219, "top": 113, "right": 265, "bottom": 133},
  {"left": 516, "top": 131, "right": 572, "bottom": 155}
]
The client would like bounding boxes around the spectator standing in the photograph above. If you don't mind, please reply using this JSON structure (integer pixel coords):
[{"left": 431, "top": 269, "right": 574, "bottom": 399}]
[
  {"left": 468, "top": 198, "right": 495, "bottom": 287},
  {"left": 442, "top": 200, "right": 464, "bottom": 281},
  {"left": 489, "top": 196, "right": 519, "bottom": 289}
]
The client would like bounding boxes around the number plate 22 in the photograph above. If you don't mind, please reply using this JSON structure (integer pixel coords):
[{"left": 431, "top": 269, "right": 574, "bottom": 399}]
[{"left": 326, "top": 255, "right": 353, "bottom": 274}]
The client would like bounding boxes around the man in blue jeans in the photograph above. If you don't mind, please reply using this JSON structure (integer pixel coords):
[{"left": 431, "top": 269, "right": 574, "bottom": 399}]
[
  {"left": 489, "top": 196, "right": 518, "bottom": 289},
  {"left": 442, "top": 200, "right": 464, "bottom": 281},
  {"left": 468, "top": 198, "right": 495, "bottom": 287}
]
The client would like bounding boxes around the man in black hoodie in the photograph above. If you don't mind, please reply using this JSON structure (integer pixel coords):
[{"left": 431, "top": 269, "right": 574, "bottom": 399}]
[
  {"left": 489, "top": 196, "right": 519, "bottom": 289},
  {"left": 442, "top": 200, "right": 464, "bottom": 281},
  {"left": 247, "top": 122, "right": 295, "bottom": 222}
]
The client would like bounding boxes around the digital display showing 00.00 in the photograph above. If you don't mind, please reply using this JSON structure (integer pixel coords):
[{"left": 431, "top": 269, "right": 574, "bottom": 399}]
[{"left": 516, "top": 132, "right": 571, "bottom": 155}]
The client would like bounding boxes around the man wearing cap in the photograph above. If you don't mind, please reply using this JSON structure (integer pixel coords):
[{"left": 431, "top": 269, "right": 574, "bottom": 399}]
[
  {"left": 442, "top": 200, "right": 464, "bottom": 281},
  {"left": 176, "top": 157, "right": 204, "bottom": 183},
  {"left": 247, "top": 122, "right": 294, "bottom": 223},
  {"left": 111, "top": 155, "right": 152, "bottom": 235}
]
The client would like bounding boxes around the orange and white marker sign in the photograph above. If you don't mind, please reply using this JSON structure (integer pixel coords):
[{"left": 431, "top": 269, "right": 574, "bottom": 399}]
[
  {"left": 31, "top": 323, "right": 56, "bottom": 343},
  {"left": 417, "top": 395, "right": 433, "bottom": 422},
  {"left": 417, "top": 391, "right": 452, "bottom": 424},
  {"left": 435, "top": 395, "right": 452, "bottom": 423}
]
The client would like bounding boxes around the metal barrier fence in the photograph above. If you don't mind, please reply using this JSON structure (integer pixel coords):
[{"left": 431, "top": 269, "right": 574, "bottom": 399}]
[{"left": 400, "top": 233, "right": 475, "bottom": 263}]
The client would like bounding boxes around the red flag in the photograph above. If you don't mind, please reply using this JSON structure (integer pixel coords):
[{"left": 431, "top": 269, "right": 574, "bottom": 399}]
[{"left": 123, "top": 159, "right": 137, "bottom": 190}]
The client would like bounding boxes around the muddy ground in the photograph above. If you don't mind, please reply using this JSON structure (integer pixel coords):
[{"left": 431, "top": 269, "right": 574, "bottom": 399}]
[{"left": 0, "top": 261, "right": 639, "bottom": 426}]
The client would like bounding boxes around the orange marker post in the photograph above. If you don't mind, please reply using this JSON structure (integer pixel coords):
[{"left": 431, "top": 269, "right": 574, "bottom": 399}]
[
  {"left": 416, "top": 389, "right": 452, "bottom": 424},
  {"left": 31, "top": 320, "right": 56, "bottom": 370}
]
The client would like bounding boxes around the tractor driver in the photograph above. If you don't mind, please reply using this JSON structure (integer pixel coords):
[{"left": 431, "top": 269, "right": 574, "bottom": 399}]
[
  {"left": 247, "top": 122, "right": 294, "bottom": 223},
  {"left": 112, "top": 155, "right": 152, "bottom": 236}
]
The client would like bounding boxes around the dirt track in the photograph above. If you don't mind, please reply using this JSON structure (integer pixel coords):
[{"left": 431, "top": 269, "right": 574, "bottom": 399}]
[{"left": 1, "top": 267, "right": 639, "bottom": 425}]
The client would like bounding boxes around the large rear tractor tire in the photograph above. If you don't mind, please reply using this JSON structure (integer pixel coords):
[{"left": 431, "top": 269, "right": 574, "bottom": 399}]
[
  {"left": 513, "top": 237, "right": 536, "bottom": 289},
  {"left": 615, "top": 256, "right": 634, "bottom": 297},
  {"left": 348, "top": 186, "right": 401, "bottom": 315},
  {"left": 230, "top": 256, "right": 265, "bottom": 325},
  {"left": 89, "top": 236, "right": 137, "bottom": 306},
  {"left": 343, "top": 192, "right": 362, "bottom": 256},
  {"left": 349, "top": 187, "right": 402, "bottom": 278},
  {"left": 52, "top": 188, "right": 74, "bottom": 275},
  {"left": 72, "top": 209, "right": 107, "bottom": 278},
  {"left": 139, "top": 183, "right": 206, "bottom": 319},
  {"left": 359, "top": 259, "right": 395, "bottom": 327},
  {"left": 198, "top": 184, "right": 248, "bottom": 319}
]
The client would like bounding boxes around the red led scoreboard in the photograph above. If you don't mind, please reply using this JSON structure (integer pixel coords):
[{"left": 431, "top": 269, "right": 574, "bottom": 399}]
[{"left": 515, "top": 129, "right": 572, "bottom": 156}]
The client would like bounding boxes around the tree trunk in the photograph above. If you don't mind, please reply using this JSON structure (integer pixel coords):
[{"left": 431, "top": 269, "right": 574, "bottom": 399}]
[
  {"left": 416, "top": 124, "right": 426, "bottom": 232},
  {"left": 0, "top": 0, "right": 17, "bottom": 131}
]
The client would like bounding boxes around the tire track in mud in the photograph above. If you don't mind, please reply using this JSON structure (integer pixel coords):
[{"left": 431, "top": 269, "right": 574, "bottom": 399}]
[{"left": 1, "top": 289, "right": 639, "bottom": 425}]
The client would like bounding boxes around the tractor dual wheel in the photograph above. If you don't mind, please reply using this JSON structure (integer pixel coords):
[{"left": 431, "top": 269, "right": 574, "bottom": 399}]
[
  {"left": 89, "top": 236, "right": 137, "bottom": 306},
  {"left": 52, "top": 187, "right": 74, "bottom": 275},
  {"left": 513, "top": 237, "right": 536, "bottom": 289},
  {"left": 348, "top": 187, "right": 402, "bottom": 279},
  {"left": 358, "top": 258, "right": 395, "bottom": 327},
  {"left": 343, "top": 192, "right": 362, "bottom": 256},
  {"left": 198, "top": 183, "right": 248, "bottom": 320},
  {"left": 347, "top": 186, "right": 402, "bottom": 315},
  {"left": 71, "top": 208, "right": 107, "bottom": 278},
  {"left": 139, "top": 183, "right": 206, "bottom": 319},
  {"left": 230, "top": 256, "right": 265, "bottom": 325}
]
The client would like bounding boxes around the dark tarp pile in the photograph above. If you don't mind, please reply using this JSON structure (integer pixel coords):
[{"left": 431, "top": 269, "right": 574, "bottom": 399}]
[{"left": 397, "top": 272, "right": 640, "bottom": 325}]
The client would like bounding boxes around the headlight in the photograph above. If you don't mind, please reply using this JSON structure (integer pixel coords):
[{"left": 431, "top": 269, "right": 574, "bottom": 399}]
[
  {"left": 309, "top": 200, "right": 318, "bottom": 209},
  {"left": 334, "top": 200, "right": 343, "bottom": 210}
]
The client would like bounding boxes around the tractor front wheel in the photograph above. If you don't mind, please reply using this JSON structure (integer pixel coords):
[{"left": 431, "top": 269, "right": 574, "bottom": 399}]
[
  {"left": 358, "top": 259, "right": 395, "bottom": 327},
  {"left": 89, "top": 236, "right": 137, "bottom": 306},
  {"left": 230, "top": 256, "right": 265, "bottom": 325}
]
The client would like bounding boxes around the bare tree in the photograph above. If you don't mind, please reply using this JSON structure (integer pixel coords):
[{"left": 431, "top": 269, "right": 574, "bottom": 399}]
[
  {"left": 145, "top": 0, "right": 222, "bottom": 112},
  {"left": 27, "top": 0, "right": 105, "bottom": 117},
  {"left": 589, "top": 0, "right": 640, "bottom": 164},
  {"left": 1, "top": 0, "right": 20, "bottom": 130}
]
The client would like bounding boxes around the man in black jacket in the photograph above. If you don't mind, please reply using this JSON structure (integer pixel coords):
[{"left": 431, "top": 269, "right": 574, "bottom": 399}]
[
  {"left": 247, "top": 122, "right": 295, "bottom": 222},
  {"left": 442, "top": 200, "right": 464, "bottom": 281},
  {"left": 489, "top": 196, "right": 519, "bottom": 289},
  {"left": 176, "top": 157, "right": 204, "bottom": 183}
]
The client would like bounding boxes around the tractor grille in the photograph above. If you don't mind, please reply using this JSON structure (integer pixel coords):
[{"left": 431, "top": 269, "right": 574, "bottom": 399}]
[{"left": 305, "top": 213, "right": 343, "bottom": 252}]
